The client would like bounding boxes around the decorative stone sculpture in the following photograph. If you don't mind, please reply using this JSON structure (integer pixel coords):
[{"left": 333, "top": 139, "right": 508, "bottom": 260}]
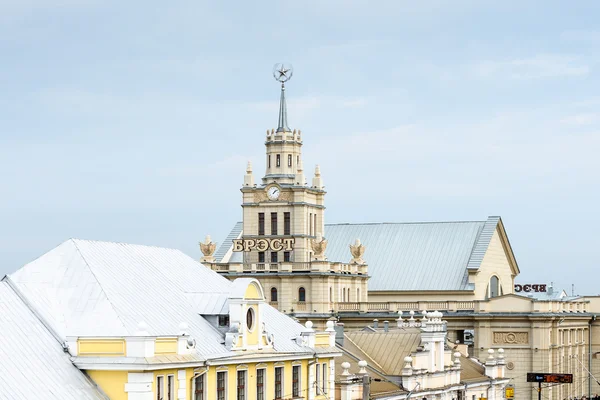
[
  {"left": 199, "top": 235, "right": 217, "bottom": 263},
  {"left": 349, "top": 238, "right": 366, "bottom": 264},
  {"left": 311, "top": 233, "right": 328, "bottom": 261}
]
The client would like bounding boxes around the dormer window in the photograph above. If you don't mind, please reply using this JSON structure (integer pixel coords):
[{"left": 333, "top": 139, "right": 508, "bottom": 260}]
[
  {"left": 246, "top": 308, "right": 254, "bottom": 331},
  {"left": 218, "top": 315, "right": 230, "bottom": 327}
]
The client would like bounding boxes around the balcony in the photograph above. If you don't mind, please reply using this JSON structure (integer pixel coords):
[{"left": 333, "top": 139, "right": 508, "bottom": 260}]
[{"left": 209, "top": 261, "right": 367, "bottom": 275}]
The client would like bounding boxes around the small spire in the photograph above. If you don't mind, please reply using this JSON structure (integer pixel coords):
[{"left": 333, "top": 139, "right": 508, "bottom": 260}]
[
  {"left": 277, "top": 84, "right": 291, "bottom": 133},
  {"left": 246, "top": 161, "right": 253, "bottom": 174}
]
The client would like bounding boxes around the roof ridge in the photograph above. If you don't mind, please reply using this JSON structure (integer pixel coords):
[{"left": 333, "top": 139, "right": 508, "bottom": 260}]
[
  {"left": 71, "top": 238, "right": 182, "bottom": 253},
  {"left": 325, "top": 220, "right": 487, "bottom": 226},
  {"left": 71, "top": 240, "right": 130, "bottom": 335}
]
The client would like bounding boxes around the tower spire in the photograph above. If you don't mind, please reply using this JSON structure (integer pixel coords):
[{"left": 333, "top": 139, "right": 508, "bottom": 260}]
[
  {"left": 277, "top": 83, "right": 290, "bottom": 133},
  {"left": 272, "top": 63, "right": 293, "bottom": 133}
]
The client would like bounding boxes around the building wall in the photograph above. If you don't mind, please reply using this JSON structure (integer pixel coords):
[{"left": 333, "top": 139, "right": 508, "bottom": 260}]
[
  {"left": 473, "top": 228, "right": 516, "bottom": 300},
  {"left": 87, "top": 357, "right": 335, "bottom": 400}
]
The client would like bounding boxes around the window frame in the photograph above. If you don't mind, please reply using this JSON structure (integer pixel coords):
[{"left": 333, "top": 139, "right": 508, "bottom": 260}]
[
  {"left": 298, "top": 287, "right": 306, "bottom": 302},
  {"left": 237, "top": 369, "right": 247, "bottom": 400},
  {"left": 274, "top": 366, "right": 284, "bottom": 400},
  {"left": 284, "top": 212, "right": 291, "bottom": 235},
  {"left": 217, "top": 371, "right": 227, "bottom": 400},
  {"left": 271, "top": 212, "right": 278, "bottom": 235},
  {"left": 283, "top": 251, "right": 291, "bottom": 262},
  {"left": 167, "top": 374, "right": 175, "bottom": 400},
  {"left": 258, "top": 213, "right": 265, "bottom": 235},
  {"left": 292, "top": 365, "right": 301, "bottom": 398},
  {"left": 322, "top": 362, "right": 328, "bottom": 394},
  {"left": 270, "top": 287, "right": 278, "bottom": 302},
  {"left": 193, "top": 373, "right": 205, "bottom": 400},
  {"left": 276, "top": 154, "right": 281, "bottom": 167},
  {"left": 256, "top": 368, "right": 266, "bottom": 400},
  {"left": 156, "top": 375, "right": 164, "bottom": 400},
  {"left": 271, "top": 252, "right": 278, "bottom": 263}
]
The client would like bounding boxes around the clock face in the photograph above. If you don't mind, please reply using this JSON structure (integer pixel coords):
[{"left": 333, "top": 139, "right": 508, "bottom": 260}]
[{"left": 267, "top": 186, "right": 280, "bottom": 200}]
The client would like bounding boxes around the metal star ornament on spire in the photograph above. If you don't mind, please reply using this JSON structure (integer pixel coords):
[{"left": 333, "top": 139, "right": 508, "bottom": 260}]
[
  {"left": 273, "top": 63, "right": 293, "bottom": 132},
  {"left": 273, "top": 63, "right": 293, "bottom": 84}
]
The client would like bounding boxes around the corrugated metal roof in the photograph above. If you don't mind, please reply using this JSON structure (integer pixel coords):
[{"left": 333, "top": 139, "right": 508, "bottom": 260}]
[
  {"left": 344, "top": 330, "right": 422, "bottom": 375},
  {"left": 10, "top": 239, "right": 315, "bottom": 359},
  {"left": 0, "top": 282, "right": 106, "bottom": 400},
  {"left": 324, "top": 220, "right": 492, "bottom": 291},
  {"left": 467, "top": 216, "right": 500, "bottom": 270},
  {"left": 216, "top": 217, "right": 502, "bottom": 291},
  {"left": 215, "top": 222, "right": 242, "bottom": 263}
]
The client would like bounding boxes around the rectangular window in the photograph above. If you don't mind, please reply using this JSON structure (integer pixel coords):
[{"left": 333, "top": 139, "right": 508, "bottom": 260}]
[
  {"left": 217, "top": 371, "right": 227, "bottom": 400},
  {"left": 218, "top": 315, "right": 229, "bottom": 327},
  {"left": 258, "top": 213, "right": 265, "bottom": 235},
  {"left": 156, "top": 376, "right": 164, "bottom": 400},
  {"left": 275, "top": 367, "right": 283, "bottom": 399},
  {"left": 314, "top": 213, "right": 317, "bottom": 236},
  {"left": 268, "top": 155, "right": 271, "bottom": 168},
  {"left": 284, "top": 251, "right": 290, "bottom": 262},
  {"left": 237, "top": 370, "right": 246, "bottom": 400},
  {"left": 309, "top": 213, "right": 313, "bottom": 236},
  {"left": 258, "top": 251, "right": 265, "bottom": 263},
  {"left": 322, "top": 363, "right": 328, "bottom": 394},
  {"left": 167, "top": 375, "right": 174, "bottom": 400},
  {"left": 276, "top": 154, "right": 281, "bottom": 167},
  {"left": 271, "top": 252, "right": 278, "bottom": 263},
  {"left": 271, "top": 212, "right": 278, "bottom": 235},
  {"left": 194, "top": 374, "right": 205, "bottom": 400},
  {"left": 256, "top": 369, "right": 265, "bottom": 400},
  {"left": 284, "top": 212, "right": 291, "bottom": 235},
  {"left": 288, "top": 154, "right": 292, "bottom": 167},
  {"left": 292, "top": 365, "right": 300, "bottom": 398},
  {"left": 316, "top": 363, "right": 320, "bottom": 393}
]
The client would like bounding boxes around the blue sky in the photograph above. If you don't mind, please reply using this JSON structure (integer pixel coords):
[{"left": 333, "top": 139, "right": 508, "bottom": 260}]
[{"left": 1, "top": 1, "right": 599, "bottom": 294}]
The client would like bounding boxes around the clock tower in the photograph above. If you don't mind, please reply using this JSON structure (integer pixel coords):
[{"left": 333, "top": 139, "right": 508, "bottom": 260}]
[
  {"left": 207, "top": 64, "right": 368, "bottom": 320},
  {"left": 241, "top": 64, "right": 325, "bottom": 266}
]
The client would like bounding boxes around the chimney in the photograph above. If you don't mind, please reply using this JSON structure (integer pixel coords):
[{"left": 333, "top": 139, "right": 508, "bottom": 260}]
[
  {"left": 335, "top": 323, "right": 345, "bottom": 346},
  {"left": 383, "top": 321, "right": 389, "bottom": 332},
  {"left": 373, "top": 319, "right": 379, "bottom": 329}
]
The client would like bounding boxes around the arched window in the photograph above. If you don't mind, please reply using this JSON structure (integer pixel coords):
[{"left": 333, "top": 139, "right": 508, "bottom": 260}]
[
  {"left": 270, "top": 287, "right": 278, "bottom": 302},
  {"left": 489, "top": 276, "right": 500, "bottom": 298},
  {"left": 298, "top": 287, "right": 306, "bottom": 302}
]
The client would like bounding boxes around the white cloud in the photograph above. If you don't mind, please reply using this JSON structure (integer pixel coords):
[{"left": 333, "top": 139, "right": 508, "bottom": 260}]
[
  {"left": 474, "top": 54, "right": 590, "bottom": 79},
  {"left": 560, "top": 113, "right": 598, "bottom": 126},
  {"left": 560, "top": 30, "right": 600, "bottom": 42}
]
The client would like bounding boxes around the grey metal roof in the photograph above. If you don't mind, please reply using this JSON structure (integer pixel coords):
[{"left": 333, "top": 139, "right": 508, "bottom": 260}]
[
  {"left": 466, "top": 216, "right": 500, "bottom": 270},
  {"left": 0, "top": 282, "right": 106, "bottom": 400},
  {"left": 9, "top": 238, "right": 316, "bottom": 358},
  {"left": 215, "top": 221, "right": 243, "bottom": 263},
  {"left": 217, "top": 217, "right": 503, "bottom": 292},
  {"left": 323, "top": 219, "right": 498, "bottom": 291}
]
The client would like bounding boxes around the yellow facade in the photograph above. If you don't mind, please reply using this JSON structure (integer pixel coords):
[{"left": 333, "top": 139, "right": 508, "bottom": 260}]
[
  {"left": 78, "top": 339, "right": 126, "bottom": 357},
  {"left": 155, "top": 337, "right": 178, "bottom": 355},
  {"left": 87, "top": 357, "right": 334, "bottom": 400},
  {"left": 87, "top": 370, "right": 128, "bottom": 400}
]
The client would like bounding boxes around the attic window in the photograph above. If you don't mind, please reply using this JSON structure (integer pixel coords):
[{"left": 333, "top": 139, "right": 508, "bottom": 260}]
[
  {"left": 218, "top": 315, "right": 230, "bottom": 327},
  {"left": 246, "top": 308, "right": 254, "bottom": 331}
]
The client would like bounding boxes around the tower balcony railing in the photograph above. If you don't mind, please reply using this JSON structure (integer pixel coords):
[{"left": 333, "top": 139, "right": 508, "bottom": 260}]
[{"left": 209, "top": 261, "right": 367, "bottom": 275}]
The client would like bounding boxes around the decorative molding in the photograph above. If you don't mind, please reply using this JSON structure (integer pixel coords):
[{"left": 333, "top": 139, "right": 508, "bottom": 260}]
[
  {"left": 506, "top": 361, "right": 515, "bottom": 370},
  {"left": 492, "top": 332, "right": 529, "bottom": 344}
]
